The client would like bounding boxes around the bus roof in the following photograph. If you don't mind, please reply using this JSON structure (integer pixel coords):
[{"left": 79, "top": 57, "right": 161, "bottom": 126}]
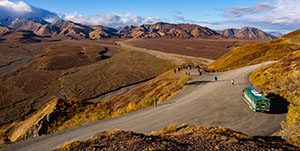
[{"left": 244, "top": 87, "right": 270, "bottom": 102}]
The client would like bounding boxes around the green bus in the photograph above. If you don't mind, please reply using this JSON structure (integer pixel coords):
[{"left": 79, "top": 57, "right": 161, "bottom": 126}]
[{"left": 242, "top": 87, "right": 270, "bottom": 112}]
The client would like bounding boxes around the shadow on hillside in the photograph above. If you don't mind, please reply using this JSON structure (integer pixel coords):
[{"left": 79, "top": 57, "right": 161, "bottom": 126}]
[
  {"left": 267, "top": 93, "right": 289, "bottom": 114},
  {"left": 187, "top": 80, "right": 212, "bottom": 85},
  {"left": 235, "top": 82, "right": 248, "bottom": 85},
  {"left": 98, "top": 55, "right": 111, "bottom": 60},
  {"left": 252, "top": 136, "right": 298, "bottom": 148},
  {"left": 253, "top": 136, "right": 282, "bottom": 141},
  {"left": 158, "top": 101, "right": 175, "bottom": 107}
]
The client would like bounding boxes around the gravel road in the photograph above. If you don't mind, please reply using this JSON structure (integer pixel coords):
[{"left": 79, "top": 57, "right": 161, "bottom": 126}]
[
  {"left": 0, "top": 62, "right": 286, "bottom": 151},
  {"left": 116, "top": 41, "right": 214, "bottom": 65}
]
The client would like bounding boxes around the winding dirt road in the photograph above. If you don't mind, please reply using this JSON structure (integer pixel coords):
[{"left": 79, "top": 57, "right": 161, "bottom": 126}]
[
  {"left": 116, "top": 41, "right": 214, "bottom": 66},
  {"left": 1, "top": 62, "right": 286, "bottom": 151}
]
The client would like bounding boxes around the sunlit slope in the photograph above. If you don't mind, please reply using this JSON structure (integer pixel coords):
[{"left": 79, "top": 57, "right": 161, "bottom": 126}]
[
  {"left": 250, "top": 50, "right": 300, "bottom": 146},
  {"left": 208, "top": 31, "right": 300, "bottom": 71},
  {"left": 280, "top": 29, "right": 300, "bottom": 44}
]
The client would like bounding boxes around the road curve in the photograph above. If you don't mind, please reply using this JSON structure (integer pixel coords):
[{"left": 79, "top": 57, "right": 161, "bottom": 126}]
[{"left": 1, "top": 62, "right": 286, "bottom": 151}]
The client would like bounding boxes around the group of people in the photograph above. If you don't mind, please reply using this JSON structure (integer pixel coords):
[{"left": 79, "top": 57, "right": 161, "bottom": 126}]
[
  {"left": 174, "top": 64, "right": 194, "bottom": 73},
  {"left": 173, "top": 63, "right": 204, "bottom": 77},
  {"left": 173, "top": 63, "right": 235, "bottom": 85}
]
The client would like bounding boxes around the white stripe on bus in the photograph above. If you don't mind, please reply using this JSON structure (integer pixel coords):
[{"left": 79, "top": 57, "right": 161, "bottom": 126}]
[{"left": 243, "top": 93, "right": 256, "bottom": 108}]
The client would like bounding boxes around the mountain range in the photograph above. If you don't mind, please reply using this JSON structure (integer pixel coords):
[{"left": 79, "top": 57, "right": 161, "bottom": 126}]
[
  {"left": 217, "top": 27, "right": 277, "bottom": 40},
  {"left": 0, "top": 17, "right": 279, "bottom": 40}
]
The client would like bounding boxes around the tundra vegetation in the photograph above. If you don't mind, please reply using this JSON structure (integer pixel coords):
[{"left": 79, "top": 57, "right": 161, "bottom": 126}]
[
  {"left": 0, "top": 64, "right": 190, "bottom": 144},
  {"left": 0, "top": 42, "right": 173, "bottom": 129}
]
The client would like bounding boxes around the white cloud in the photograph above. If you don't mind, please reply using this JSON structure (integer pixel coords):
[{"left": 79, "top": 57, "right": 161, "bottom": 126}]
[
  {"left": 0, "top": 0, "right": 31, "bottom": 13},
  {"left": 220, "top": 2, "right": 275, "bottom": 18},
  {"left": 63, "top": 12, "right": 162, "bottom": 29},
  {"left": 217, "top": 0, "right": 300, "bottom": 33},
  {"left": 0, "top": 0, "right": 59, "bottom": 22},
  {"left": 268, "top": 0, "right": 300, "bottom": 24},
  {"left": 0, "top": 0, "right": 163, "bottom": 29}
]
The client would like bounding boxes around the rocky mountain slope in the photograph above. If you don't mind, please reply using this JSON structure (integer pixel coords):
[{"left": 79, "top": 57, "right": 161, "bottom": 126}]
[
  {"left": 117, "top": 22, "right": 219, "bottom": 38},
  {"left": 53, "top": 125, "right": 298, "bottom": 151},
  {"left": 0, "top": 16, "right": 15, "bottom": 27},
  {"left": 0, "top": 29, "right": 43, "bottom": 43},
  {"left": 1, "top": 18, "right": 117, "bottom": 40},
  {"left": 0, "top": 25, "right": 10, "bottom": 36},
  {"left": 1, "top": 17, "right": 275, "bottom": 40},
  {"left": 218, "top": 27, "right": 276, "bottom": 40},
  {"left": 3, "top": 20, "right": 220, "bottom": 39},
  {"left": 270, "top": 32, "right": 283, "bottom": 38}
]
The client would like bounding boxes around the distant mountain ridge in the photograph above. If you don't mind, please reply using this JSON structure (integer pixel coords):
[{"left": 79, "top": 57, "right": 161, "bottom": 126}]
[
  {"left": 269, "top": 32, "right": 283, "bottom": 38},
  {"left": 118, "top": 22, "right": 219, "bottom": 38},
  {"left": 218, "top": 27, "right": 277, "bottom": 40},
  {"left": 0, "top": 17, "right": 277, "bottom": 40}
]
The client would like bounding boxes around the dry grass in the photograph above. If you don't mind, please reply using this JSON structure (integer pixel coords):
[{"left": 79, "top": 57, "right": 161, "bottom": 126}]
[
  {"left": 0, "top": 64, "right": 188, "bottom": 142},
  {"left": 209, "top": 42, "right": 299, "bottom": 71},
  {"left": 281, "top": 29, "right": 300, "bottom": 44},
  {"left": 51, "top": 67, "right": 189, "bottom": 133}
]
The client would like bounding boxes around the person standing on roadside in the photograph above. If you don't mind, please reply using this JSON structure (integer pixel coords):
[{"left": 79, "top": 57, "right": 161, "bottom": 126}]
[
  {"left": 215, "top": 76, "right": 218, "bottom": 82},
  {"left": 231, "top": 79, "right": 235, "bottom": 85}
]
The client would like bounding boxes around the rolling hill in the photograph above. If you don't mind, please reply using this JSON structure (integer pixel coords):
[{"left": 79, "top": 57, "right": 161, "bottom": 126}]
[
  {"left": 0, "top": 41, "right": 174, "bottom": 132},
  {"left": 208, "top": 36, "right": 299, "bottom": 71}
]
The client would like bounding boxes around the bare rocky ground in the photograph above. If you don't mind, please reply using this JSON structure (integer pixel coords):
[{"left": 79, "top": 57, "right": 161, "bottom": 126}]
[{"left": 53, "top": 125, "right": 298, "bottom": 151}]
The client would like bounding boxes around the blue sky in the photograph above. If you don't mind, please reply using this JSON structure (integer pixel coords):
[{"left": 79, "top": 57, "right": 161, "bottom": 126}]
[
  {"left": 16, "top": 0, "right": 260, "bottom": 22},
  {"left": 1, "top": 0, "right": 300, "bottom": 33}
]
